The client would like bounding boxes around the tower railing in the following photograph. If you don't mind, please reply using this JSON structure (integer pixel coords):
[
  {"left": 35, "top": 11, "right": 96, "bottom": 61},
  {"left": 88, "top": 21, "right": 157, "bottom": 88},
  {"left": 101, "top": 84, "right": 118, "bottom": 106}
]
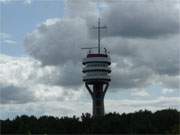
[{"left": 84, "top": 47, "right": 110, "bottom": 55}]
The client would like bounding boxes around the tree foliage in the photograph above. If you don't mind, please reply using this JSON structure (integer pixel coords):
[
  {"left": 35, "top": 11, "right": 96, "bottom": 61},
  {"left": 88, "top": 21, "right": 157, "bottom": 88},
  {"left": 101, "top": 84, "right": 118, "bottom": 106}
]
[{"left": 1, "top": 109, "right": 179, "bottom": 134}]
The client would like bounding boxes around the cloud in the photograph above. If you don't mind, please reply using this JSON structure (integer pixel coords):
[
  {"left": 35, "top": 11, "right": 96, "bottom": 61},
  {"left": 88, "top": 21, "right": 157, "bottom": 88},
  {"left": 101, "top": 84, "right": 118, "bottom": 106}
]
[
  {"left": 0, "top": 33, "right": 17, "bottom": 45},
  {"left": 0, "top": 0, "right": 12, "bottom": 2},
  {"left": 0, "top": 96, "right": 179, "bottom": 120},
  {"left": 0, "top": 54, "right": 56, "bottom": 87},
  {"left": 0, "top": 33, "right": 11, "bottom": 39},
  {"left": 24, "top": 0, "right": 31, "bottom": 4},
  {"left": 162, "top": 88, "right": 175, "bottom": 94},
  {"left": 0, "top": 101, "right": 77, "bottom": 120},
  {"left": 3, "top": 39, "right": 17, "bottom": 44},
  {"left": 0, "top": 0, "right": 32, "bottom": 4},
  {"left": 102, "top": 0, "right": 180, "bottom": 38},
  {"left": 111, "top": 60, "right": 154, "bottom": 89},
  {"left": 56, "top": 61, "right": 81, "bottom": 87},
  {"left": 131, "top": 89, "right": 150, "bottom": 97},
  {"left": 0, "top": 54, "right": 82, "bottom": 104},
  {"left": 158, "top": 75, "right": 180, "bottom": 89},
  {"left": 0, "top": 85, "right": 35, "bottom": 104},
  {"left": 24, "top": 17, "right": 96, "bottom": 88},
  {"left": 65, "top": 0, "right": 98, "bottom": 18},
  {"left": 105, "top": 96, "right": 180, "bottom": 113},
  {"left": 1, "top": 0, "right": 180, "bottom": 120},
  {"left": 24, "top": 0, "right": 180, "bottom": 90},
  {"left": 105, "top": 34, "right": 180, "bottom": 89},
  {"left": 25, "top": 17, "right": 91, "bottom": 66},
  {"left": 0, "top": 85, "right": 36, "bottom": 104}
]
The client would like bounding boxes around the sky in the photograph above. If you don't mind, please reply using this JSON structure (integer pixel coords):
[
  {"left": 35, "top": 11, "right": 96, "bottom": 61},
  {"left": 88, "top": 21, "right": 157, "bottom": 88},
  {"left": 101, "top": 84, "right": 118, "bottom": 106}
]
[{"left": 0, "top": 0, "right": 180, "bottom": 120}]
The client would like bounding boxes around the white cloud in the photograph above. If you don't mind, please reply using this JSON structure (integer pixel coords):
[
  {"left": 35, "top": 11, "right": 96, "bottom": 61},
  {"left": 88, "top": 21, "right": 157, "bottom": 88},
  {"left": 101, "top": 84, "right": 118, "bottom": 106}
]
[
  {"left": 0, "top": 33, "right": 11, "bottom": 39},
  {"left": 3, "top": 39, "right": 17, "bottom": 44},
  {"left": 43, "top": 18, "right": 61, "bottom": 26},
  {"left": 0, "top": 0, "right": 11, "bottom": 2},
  {"left": 0, "top": 32, "right": 17, "bottom": 45},
  {"left": 105, "top": 96, "right": 180, "bottom": 113},
  {"left": 0, "top": 96, "right": 179, "bottom": 120},
  {"left": 131, "top": 89, "right": 150, "bottom": 97},
  {"left": 24, "top": 0, "right": 31, "bottom": 4},
  {"left": 0, "top": 54, "right": 82, "bottom": 104},
  {"left": 162, "top": 88, "right": 175, "bottom": 94},
  {"left": 25, "top": 17, "right": 91, "bottom": 66},
  {"left": 0, "top": 0, "right": 32, "bottom": 4}
]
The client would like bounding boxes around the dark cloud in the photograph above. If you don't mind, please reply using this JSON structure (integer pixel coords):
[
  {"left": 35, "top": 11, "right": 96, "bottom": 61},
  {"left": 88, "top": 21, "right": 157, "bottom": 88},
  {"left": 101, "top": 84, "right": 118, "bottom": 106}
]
[
  {"left": 24, "top": 0, "right": 180, "bottom": 90},
  {"left": 65, "top": 0, "right": 97, "bottom": 18},
  {"left": 56, "top": 62, "right": 82, "bottom": 87},
  {"left": 0, "top": 85, "right": 36, "bottom": 104},
  {"left": 111, "top": 56, "right": 154, "bottom": 89},
  {"left": 102, "top": 0, "right": 180, "bottom": 38},
  {"left": 159, "top": 75, "right": 180, "bottom": 89},
  {"left": 130, "top": 38, "right": 180, "bottom": 76}
]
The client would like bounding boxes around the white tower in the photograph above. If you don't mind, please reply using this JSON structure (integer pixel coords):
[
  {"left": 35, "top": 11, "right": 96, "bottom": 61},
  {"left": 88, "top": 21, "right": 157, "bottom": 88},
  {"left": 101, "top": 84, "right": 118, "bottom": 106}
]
[{"left": 82, "top": 18, "right": 111, "bottom": 117}]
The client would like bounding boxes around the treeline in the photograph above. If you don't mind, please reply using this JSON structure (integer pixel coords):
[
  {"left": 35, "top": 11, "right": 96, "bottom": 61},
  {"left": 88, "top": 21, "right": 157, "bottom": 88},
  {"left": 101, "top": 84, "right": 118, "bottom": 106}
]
[{"left": 1, "top": 109, "right": 180, "bottom": 134}]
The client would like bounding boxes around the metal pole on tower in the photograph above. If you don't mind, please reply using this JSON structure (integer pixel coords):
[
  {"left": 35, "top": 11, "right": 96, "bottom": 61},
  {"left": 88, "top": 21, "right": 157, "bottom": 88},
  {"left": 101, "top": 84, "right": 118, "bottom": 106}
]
[
  {"left": 92, "top": 18, "right": 107, "bottom": 54},
  {"left": 98, "top": 18, "right": 100, "bottom": 54}
]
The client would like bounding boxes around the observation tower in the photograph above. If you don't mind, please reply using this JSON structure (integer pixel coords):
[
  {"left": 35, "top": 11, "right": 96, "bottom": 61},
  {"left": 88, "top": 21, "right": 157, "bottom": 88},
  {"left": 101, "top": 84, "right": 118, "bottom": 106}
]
[{"left": 82, "top": 18, "right": 111, "bottom": 117}]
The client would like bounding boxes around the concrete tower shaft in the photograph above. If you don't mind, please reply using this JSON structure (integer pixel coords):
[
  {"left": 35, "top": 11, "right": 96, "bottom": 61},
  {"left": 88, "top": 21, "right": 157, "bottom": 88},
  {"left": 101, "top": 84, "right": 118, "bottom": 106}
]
[{"left": 85, "top": 82, "right": 109, "bottom": 116}]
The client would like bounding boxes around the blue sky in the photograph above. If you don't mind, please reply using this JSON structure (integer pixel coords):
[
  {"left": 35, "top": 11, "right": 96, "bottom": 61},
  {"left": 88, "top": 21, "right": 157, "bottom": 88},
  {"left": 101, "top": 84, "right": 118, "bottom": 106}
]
[
  {"left": 0, "top": 0, "right": 179, "bottom": 119},
  {"left": 1, "top": 0, "right": 64, "bottom": 56}
]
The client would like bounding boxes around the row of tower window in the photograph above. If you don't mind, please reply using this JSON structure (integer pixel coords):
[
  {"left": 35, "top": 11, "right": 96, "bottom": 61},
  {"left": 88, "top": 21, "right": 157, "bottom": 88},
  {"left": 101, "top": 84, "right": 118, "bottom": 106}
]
[
  {"left": 86, "top": 63, "right": 109, "bottom": 67},
  {"left": 83, "top": 69, "right": 111, "bottom": 72},
  {"left": 86, "top": 72, "right": 109, "bottom": 76}
]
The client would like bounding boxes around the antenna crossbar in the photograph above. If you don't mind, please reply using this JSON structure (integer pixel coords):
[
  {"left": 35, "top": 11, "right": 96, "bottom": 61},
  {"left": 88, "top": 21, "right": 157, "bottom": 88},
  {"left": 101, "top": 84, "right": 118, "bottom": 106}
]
[{"left": 81, "top": 47, "right": 98, "bottom": 50}]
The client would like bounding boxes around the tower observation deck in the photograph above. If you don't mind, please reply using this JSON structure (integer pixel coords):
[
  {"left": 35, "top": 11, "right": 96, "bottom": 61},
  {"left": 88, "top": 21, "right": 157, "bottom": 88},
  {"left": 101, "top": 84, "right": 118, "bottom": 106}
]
[{"left": 82, "top": 18, "right": 111, "bottom": 117}]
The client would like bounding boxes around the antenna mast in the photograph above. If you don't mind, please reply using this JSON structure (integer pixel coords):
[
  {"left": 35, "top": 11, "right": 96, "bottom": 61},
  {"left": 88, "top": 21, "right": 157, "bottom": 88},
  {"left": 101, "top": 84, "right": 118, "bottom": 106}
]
[{"left": 93, "top": 18, "right": 107, "bottom": 54}]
